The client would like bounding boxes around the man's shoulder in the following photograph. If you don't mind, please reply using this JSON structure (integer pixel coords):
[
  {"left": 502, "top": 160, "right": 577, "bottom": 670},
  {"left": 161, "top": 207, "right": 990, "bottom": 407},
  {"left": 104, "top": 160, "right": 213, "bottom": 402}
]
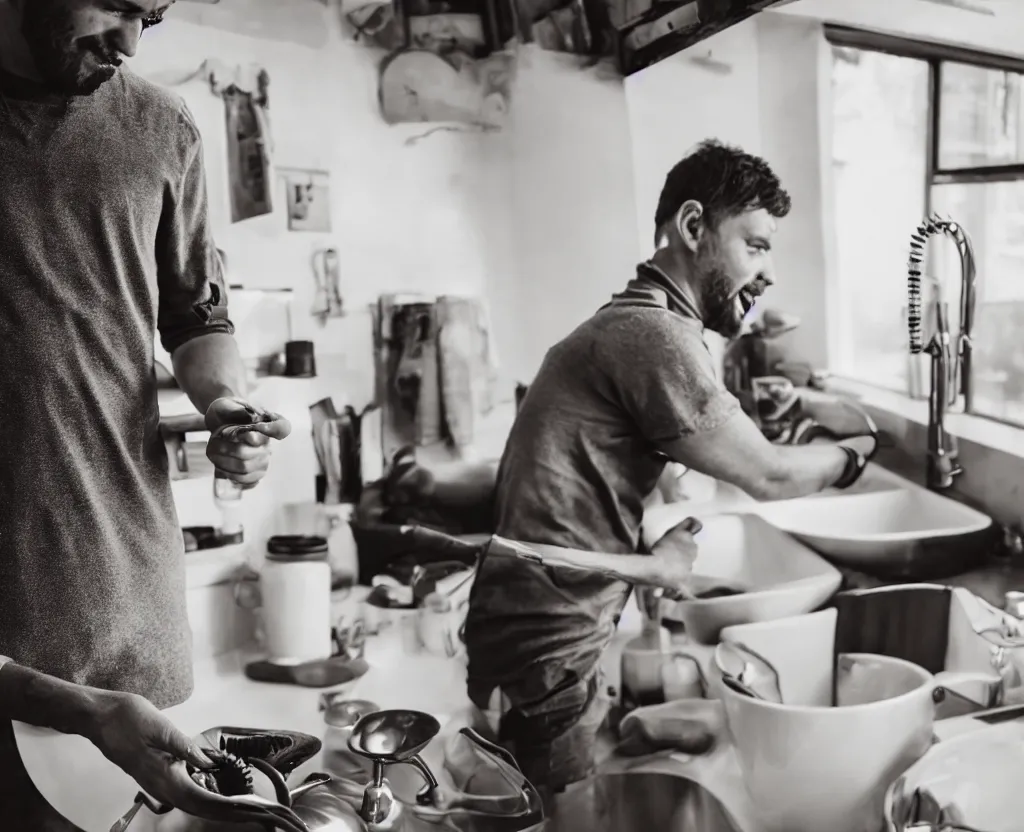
[
  {"left": 114, "top": 68, "right": 201, "bottom": 147},
  {"left": 593, "top": 304, "right": 706, "bottom": 354}
]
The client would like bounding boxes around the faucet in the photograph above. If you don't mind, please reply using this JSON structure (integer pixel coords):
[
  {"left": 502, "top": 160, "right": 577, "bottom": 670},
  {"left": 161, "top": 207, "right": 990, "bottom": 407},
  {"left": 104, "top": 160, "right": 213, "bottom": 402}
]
[{"left": 907, "top": 215, "right": 978, "bottom": 490}]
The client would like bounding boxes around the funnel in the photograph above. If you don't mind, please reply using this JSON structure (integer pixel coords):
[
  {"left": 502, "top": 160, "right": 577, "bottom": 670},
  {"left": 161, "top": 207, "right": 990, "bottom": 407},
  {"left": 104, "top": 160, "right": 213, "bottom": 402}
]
[
  {"left": 348, "top": 710, "right": 440, "bottom": 763},
  {"left": 348, "top": 710, "right": 441, "bottom": 822}
]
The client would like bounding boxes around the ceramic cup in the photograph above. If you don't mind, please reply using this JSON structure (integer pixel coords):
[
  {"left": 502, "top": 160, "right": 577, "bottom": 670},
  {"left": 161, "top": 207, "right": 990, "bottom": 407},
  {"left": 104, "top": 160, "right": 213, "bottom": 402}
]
[{"left": 720, "top": 653, "right": 998, "bottom": 832}]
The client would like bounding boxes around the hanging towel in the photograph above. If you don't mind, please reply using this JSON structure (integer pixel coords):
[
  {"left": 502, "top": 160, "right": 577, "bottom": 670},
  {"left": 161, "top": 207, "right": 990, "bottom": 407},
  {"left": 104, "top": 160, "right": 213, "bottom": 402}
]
[
  {"left": 393, "top": 304, "right": 444, "bottom": 447},
  {"left": 437, "top": 296, "right": 500, "bottom": 449},
  {"left": 223, "top": 83, "right": 273, "bottom": 223}
]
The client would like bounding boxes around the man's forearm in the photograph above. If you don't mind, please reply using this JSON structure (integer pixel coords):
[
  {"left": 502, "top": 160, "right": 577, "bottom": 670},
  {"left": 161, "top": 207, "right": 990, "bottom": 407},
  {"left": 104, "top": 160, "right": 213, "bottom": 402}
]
[
  {"left": 497, "top": 540, "right": 661, "bottom": 587},
  {"left": 0, "top": 662, "right": 104, "bottom": 740},
  {"left": 170, "top": 333, "right": 248, "bottom": 417},
  {"left": 760, "top": 444, "right": 849, "bottom": 500}
]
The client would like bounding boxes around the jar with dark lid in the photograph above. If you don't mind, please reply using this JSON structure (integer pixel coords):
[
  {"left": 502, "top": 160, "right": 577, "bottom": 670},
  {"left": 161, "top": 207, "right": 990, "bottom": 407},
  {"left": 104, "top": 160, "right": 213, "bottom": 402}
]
[
  {"left": 266, "top": 535, "right": 329, "bottom": 561},
  {"left": 262, "top": 535, "right": 333, "bottom": 663}
]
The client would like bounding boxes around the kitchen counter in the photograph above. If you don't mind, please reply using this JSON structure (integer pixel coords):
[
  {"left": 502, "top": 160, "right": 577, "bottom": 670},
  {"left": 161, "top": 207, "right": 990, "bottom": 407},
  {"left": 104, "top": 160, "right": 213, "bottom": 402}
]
[
  {"left": 183, "top": 588, "right": 472, "bottom": 750},
  {"left": 51, "top": 588, "right": 475, "bottom": 831},
  {"left": 72, "top": 579, "right": 1018, "bottom": 832}
]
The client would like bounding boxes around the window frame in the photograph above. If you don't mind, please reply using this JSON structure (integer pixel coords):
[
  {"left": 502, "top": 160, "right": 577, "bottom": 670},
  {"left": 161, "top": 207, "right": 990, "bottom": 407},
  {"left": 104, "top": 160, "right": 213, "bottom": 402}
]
[{"left": 825, "top": 24, "right": 1024, "bottom": 431}]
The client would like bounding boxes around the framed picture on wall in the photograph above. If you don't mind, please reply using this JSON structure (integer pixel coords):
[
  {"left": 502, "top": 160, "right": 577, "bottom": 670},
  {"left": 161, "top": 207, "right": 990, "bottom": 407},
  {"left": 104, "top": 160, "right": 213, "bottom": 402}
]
[{"left": 281, "top": 168, "right": 333, "bottom": 233}]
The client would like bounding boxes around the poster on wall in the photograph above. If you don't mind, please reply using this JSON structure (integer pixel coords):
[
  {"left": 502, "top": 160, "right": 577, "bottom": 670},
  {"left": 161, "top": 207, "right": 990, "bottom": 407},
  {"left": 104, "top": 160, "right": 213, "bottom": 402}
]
[{"left": 283, "top": 169, "right": 333, "bottom": 233}]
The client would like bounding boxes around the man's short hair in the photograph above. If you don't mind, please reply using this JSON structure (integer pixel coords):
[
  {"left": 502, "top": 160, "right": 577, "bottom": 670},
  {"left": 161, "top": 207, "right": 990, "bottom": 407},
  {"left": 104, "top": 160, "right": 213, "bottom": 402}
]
[{"left": 654, "top": 139, "right": 792, "bottom": 241}]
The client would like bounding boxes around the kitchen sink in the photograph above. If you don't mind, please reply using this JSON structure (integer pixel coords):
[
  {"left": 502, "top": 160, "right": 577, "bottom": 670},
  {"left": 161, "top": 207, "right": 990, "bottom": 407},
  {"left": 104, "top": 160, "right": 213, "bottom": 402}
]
[
  {"left": 642, "top": 462, "right": 904, "bottom": 541},
  {"left": 640, "top": 512, "right": 841, "bottom": 642},
  {"left": 650, "top": 462, "right": 905, "bottom": 518},
  {"left": 804, "top": 461, "right": 907, "bottom": 499},
  {"left": 754, "top": 488, "right": 995, "bottom": 580},
  {"left": 643, "top": 463, "right": 995, "bottom": 581}
]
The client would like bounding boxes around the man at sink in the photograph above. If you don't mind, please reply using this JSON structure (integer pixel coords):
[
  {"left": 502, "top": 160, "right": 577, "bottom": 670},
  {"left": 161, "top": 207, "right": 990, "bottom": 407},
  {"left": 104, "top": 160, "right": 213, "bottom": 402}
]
[{"left": 462, "top": 140, "right": 877, "bottom": 819}]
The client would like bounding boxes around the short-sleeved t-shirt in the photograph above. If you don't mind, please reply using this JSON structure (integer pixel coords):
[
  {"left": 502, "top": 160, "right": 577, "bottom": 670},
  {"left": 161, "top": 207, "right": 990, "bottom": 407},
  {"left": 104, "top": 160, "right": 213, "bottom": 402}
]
[
  {"left": 463, "top": 264, "right": 740, "bottom": 703},
  {"left": 0, "top": 67, "right": 233, "bottom": 709}
]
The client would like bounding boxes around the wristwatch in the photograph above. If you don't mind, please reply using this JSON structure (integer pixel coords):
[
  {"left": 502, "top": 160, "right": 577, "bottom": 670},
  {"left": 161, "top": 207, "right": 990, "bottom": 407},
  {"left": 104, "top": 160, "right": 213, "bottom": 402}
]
[{"left": 833, "top": 446, "right": 867, "bottom": 490}]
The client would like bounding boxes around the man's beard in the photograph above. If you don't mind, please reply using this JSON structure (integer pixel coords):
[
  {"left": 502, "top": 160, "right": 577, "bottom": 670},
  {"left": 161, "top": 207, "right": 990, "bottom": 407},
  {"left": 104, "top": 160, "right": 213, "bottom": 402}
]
[
  {"left": 695, "top": 242, "right": 745, "bottom": 339},
  {"left": 21, "top": 3, "right": 118, "bottom": 96}
]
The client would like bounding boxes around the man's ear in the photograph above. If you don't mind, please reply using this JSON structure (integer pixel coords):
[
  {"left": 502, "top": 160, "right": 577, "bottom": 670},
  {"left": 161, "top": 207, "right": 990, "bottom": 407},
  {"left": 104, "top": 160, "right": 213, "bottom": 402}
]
[{"left": 674, "top": 200, "right": 705, "bottom": 253}]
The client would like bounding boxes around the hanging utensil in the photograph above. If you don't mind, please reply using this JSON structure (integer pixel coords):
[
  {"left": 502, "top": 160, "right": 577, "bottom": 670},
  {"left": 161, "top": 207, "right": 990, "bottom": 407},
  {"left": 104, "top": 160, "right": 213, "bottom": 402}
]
[
  {"left": 319, "top": 419, "right": 343, "bottom": 505},
  {"left": 715, "top": 640, "right": 784, "bottom": 703},
  {"left": 311, "top": 247, "right": 342, "bottom": 323}
]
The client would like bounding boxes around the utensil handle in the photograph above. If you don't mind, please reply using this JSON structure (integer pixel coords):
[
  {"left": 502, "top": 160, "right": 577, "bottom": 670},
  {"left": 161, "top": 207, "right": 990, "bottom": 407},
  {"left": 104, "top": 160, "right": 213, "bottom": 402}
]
[
  {"left": 458, "top": 726, "right": 522, "bottom": 772},
  {"left": 396, "top": 525, "right": 485, "bottom": 557},
  {"left": 109, "top": 801, "right": 142, "bottom": 832}
]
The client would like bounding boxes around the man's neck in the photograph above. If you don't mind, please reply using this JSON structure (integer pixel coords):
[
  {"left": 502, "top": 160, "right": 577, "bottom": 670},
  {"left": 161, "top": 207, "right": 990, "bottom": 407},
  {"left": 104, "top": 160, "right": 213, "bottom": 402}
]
[
  {"left": 648, "top": 248, "right": 706, "bottom": 321},
  {"left": 0, "top": 1, "right": 44, "bottom": 84}
]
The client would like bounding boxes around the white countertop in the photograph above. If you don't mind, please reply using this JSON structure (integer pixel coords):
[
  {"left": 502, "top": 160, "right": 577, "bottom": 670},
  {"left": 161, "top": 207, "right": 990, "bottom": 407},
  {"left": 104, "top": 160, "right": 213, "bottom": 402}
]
[
  {"left": 184, "top": 588, "right": 472, "bottom": 759},
  {"left": 27, "top": 588, "right": 477, "bottom": 832}
]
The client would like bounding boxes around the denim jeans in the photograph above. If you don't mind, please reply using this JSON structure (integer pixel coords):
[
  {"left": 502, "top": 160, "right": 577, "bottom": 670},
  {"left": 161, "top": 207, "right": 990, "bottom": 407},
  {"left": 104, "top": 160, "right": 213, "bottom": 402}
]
[{"left": 468, "top": 666, "right": 611, "bottom": 793}]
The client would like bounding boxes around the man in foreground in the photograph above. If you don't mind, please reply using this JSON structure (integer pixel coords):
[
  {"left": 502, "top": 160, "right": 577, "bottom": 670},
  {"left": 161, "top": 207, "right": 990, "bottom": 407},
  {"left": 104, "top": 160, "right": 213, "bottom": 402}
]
[
  {"left": 462, "top": 140, "right": 873, "bottom": 809},
  {"left": 0, "top": 0, "right": 293, "bottom": 826}
]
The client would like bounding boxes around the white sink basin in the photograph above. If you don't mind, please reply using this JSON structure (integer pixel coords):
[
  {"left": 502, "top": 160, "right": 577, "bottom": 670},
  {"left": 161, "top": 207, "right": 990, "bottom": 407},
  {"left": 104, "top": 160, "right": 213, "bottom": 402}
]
[
  {"left": 643, "top": 463, "right": 994, "bottom": 580},
  {"left": 754, "top": 488, "right": 994, "bottom": 579},
  {"left": 803, "top": 461, "right": 907, "bottom": 499},
  {"left": 645, "top": 513, "right": 841, "bottom": 644},
  {"left": 644, "top": 463, "right": 905, "bottom": 525},
  {"left": 642, "top": 462, "right": 904, "bottom": 543}
]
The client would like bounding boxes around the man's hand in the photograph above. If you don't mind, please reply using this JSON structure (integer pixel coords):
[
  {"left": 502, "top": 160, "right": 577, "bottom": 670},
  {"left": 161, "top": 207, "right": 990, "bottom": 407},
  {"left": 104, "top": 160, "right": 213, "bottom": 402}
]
[
  {"left": 85, "top": 691, "right": 219, "bottom": 812},
  {"left": 204, "top": 397, "right": 292, "bottom": 489},
  {"left": 87, "top": 693, "right": 308, "bottom": 829},
  {"left": 799, "top": 389, "right": 878, "bottom": 440},
  {"left": 646, "top": 517, "right": 703, "bottom": 598}
]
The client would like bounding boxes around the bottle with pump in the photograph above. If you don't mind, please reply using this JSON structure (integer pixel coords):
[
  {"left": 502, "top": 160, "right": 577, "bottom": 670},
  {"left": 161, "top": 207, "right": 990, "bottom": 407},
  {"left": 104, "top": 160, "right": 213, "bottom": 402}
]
[{"left": 620, "top": 587, "right": 673, "bottom": 712}]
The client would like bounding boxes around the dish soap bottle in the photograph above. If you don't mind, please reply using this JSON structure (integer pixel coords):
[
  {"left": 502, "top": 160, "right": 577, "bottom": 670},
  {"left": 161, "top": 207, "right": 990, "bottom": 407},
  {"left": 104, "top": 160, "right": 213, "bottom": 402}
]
[{"left": 213, "top": 473, "right": 245, "bottom": 545}]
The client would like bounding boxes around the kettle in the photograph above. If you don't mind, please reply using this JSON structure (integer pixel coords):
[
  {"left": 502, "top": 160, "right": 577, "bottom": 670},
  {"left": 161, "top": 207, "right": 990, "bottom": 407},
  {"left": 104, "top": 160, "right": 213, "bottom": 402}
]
[{"left": 148, "top": 715, "right": 544, "bottom": 832}]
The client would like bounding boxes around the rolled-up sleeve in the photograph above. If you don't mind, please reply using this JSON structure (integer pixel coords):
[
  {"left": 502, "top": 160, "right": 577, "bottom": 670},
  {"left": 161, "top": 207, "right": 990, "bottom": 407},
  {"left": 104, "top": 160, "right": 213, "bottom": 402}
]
[{"left": 156, "top": 104, "right": 234, "bottom": 354}]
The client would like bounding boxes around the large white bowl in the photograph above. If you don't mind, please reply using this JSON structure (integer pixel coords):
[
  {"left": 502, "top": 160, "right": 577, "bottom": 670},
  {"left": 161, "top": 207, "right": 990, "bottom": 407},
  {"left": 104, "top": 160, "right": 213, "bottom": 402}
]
[{"left": 657, "top": 512, "right": 842, "bottom": 644}]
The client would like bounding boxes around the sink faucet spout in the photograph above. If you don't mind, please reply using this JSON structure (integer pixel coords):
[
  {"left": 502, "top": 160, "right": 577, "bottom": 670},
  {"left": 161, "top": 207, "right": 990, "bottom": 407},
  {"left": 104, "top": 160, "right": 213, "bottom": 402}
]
[{"left": 908, "top": 215, "right": 977, "bottom": 491}]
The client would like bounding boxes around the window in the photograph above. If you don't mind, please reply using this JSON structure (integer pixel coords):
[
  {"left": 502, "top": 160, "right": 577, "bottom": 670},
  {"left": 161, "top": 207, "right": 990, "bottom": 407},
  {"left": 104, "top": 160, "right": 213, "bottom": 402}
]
[{"left": 828, "top": 27, "right": 1024, "bottom": 429}]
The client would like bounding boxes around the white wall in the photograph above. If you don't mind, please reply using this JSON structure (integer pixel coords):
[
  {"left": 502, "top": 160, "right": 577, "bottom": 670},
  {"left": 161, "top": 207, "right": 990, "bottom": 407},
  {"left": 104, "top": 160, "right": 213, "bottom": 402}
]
[
  {"left": 504, "top": 52, "right": 640, "bottom": 380},
  {"left": 136, "top": 0, "right": 641, "bottom": 401},
  {"left": 625, "top": 21, "right": 763, "bottom": 255},
  {"left": 754, "top": 13, "right": 833, "bottom": 367},
  {"left": 623, "top": 16, "right": 834, "bottom": 366},
  {"left": 136, "top": 0, "right": 491, "bottom": 410}
]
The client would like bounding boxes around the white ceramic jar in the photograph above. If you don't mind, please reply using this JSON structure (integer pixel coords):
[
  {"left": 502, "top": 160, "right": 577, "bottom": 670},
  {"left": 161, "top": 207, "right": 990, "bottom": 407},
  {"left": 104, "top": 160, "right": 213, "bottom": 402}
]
[{"left": 261, "top": 535, "right": 333, "bottom": 664}]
